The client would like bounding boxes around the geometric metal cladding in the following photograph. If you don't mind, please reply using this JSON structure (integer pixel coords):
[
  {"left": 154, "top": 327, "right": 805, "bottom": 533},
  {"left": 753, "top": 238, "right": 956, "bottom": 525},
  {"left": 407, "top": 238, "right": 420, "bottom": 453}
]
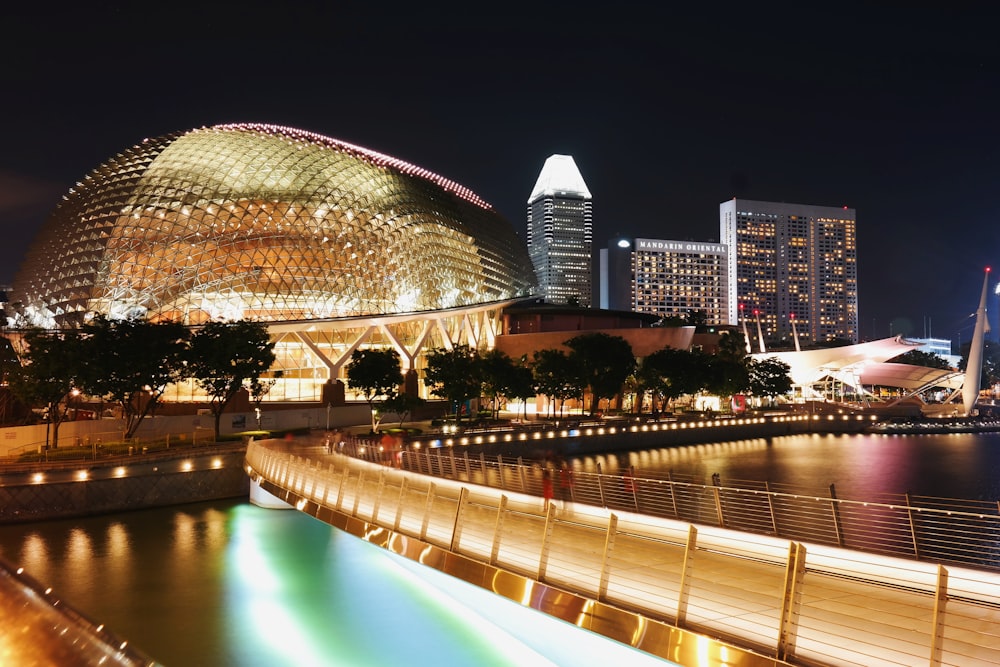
[{"left": 9, "top": 123, "right": 537, "bottom": 328}]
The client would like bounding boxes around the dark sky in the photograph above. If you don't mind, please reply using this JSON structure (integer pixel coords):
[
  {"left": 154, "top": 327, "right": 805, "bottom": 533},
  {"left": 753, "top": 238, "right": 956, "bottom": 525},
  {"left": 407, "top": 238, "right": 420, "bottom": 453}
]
[{"left": 2, "top": 4, "right": 999, "bottom": 346}]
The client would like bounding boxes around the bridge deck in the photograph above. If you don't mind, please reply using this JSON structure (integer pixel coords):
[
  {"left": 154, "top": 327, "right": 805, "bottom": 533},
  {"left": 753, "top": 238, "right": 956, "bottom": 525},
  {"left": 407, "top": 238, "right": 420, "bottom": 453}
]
[{"left": 247, "top": 438, "right": 1000, "bottom": 667}]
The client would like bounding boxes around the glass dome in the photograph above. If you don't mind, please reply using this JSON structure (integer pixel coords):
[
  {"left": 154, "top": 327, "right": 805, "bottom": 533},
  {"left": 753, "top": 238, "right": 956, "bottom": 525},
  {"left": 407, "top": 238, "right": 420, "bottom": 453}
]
[{"left": 9, "top": 123, "right": 536, "bottom": 328}]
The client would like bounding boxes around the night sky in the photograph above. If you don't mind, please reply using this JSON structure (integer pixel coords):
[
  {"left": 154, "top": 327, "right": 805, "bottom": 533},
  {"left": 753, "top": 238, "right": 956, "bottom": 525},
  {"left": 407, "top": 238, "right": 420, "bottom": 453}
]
[{"left": 2, "top": 4, "right": 998, "bottom": 347}]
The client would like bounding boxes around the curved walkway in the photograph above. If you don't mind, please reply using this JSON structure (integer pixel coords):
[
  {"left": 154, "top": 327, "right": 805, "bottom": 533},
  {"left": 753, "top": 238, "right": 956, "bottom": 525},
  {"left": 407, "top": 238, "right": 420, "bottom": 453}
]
[{"left": 246, "top": 437, "right": 1000, "bottom": 667}]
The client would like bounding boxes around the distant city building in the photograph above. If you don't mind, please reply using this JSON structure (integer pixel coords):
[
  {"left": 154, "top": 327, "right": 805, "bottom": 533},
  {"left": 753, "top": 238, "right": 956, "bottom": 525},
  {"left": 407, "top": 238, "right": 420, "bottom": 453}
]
[
  {"left": 599, "top": 237, "right": 728, "bottom": 324},
  {"left": 720, "top": 198, "right": 858, "bottom": 344},
  {"left": 906, "top": 337, "right": 959, "bottom": 367},
  {"left": 526, "top": 155, "right": 593, "bottom": 307}
]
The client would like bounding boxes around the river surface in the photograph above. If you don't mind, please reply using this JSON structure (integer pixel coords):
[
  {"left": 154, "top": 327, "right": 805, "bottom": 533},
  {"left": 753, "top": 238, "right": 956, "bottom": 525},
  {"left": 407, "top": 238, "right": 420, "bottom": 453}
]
[
  {"left": 2, "top": 430, "right": 998, "bottom": 665},
  {"left": 584, "top": 430, "right": 1000, "bottom": 501}
]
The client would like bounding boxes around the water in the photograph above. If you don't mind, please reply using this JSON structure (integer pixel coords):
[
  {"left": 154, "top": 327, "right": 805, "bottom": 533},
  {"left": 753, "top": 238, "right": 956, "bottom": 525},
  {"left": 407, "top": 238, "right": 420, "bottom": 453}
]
[
  {"left": 579, "top": 431, "right": 1000, "bottom": 501},
  {"left": 3, "top": 430, "right": 999, "bottom": 665},
  {"left": 0, "top": 499, "right": 672, "bottom": 667}
]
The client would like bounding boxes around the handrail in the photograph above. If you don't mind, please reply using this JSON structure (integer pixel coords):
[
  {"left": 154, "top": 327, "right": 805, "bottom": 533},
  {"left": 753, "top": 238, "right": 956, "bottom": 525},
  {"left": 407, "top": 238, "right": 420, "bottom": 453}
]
[
  {"left": 338, "top": 435, "right": 1000, "bottom": 573},
  {"left": 246, "top": 439, "right": 1000, "bottom": 667},
  {"left": 0, "top": 558, "right": 159, "bottom": 666}
]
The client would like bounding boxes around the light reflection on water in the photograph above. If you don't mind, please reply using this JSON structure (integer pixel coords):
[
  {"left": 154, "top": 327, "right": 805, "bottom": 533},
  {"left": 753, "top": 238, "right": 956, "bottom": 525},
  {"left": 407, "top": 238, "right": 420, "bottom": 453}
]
[
  {"left": 571, "top": 431, "right": 1000, "bottom": 501},
  {"left": 0, "top": 500, "right": 675, "bottom": 667}
]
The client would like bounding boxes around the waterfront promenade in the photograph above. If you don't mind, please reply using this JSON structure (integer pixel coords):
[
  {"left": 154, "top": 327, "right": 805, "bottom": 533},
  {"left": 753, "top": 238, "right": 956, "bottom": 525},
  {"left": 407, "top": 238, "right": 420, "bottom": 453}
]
[{"left": 247, "top": 436, "right": 1000, "bottom": 667}]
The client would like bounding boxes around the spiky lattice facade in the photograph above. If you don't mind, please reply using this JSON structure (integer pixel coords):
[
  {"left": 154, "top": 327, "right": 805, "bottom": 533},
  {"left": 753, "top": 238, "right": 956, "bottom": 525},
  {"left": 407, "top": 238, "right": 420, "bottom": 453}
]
[{"left": 10, "top": 123, "right": 535, "bottom": 328}]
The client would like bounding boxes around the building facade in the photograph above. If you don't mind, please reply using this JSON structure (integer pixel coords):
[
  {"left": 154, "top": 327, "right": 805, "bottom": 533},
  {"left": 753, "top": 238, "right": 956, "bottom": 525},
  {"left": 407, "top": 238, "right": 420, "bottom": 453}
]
[
  {"left": 599, "top": 237, "right": 728, "bottom": 324},
  {"left": 7, "top": 123, "right": 538, "bottom": 402},
  {"left": 526, "top": 155, "right": 593, "bottom": 307},
  {"left": 720, "top": 198, "right": 858, "bottom": 345}
]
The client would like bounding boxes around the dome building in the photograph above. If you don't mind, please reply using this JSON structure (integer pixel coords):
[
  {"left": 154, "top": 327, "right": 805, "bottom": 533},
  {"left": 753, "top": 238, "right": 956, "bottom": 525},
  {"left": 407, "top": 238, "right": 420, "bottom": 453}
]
[{"left": 9, "top": 123, "right": 537, "bottom": 401}]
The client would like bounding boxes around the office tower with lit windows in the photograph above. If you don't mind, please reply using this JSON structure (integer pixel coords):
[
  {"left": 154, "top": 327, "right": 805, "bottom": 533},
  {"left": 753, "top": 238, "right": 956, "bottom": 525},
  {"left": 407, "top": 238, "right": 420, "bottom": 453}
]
[
  {"left": 600, "top": 237, "right": 728, "bottom": 324},
  {"left": 720, "top": 198, "right": 858, "bottom": 345},
  {"left": 526, "top": 155, "right": 593, "bottom": 306}
]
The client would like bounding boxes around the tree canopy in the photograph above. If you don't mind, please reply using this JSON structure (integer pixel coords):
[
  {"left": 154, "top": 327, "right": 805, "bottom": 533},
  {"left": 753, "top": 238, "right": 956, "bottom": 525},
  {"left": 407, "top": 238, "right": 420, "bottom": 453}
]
[
  {"left": 424, "top": 345, "right": 482, "bottom": 422},
  {"left": 186, "top": 320, "right": 276, "bottom": 441},
  {"left": 565, "top": 333, "right": 636, "bottom": 415},
  {"left": 346, "top": 348, "right": 403, "bottom": 431}
]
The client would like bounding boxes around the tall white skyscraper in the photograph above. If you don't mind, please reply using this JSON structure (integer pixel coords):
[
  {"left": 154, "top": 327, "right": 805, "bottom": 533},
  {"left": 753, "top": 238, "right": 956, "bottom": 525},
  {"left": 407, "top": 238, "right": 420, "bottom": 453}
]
[
  {"left": 526, "top": 155, "right": 592, "bottom": 306},
  {"left": 720, "top": 198, "right": 858, "bottom": 344}
]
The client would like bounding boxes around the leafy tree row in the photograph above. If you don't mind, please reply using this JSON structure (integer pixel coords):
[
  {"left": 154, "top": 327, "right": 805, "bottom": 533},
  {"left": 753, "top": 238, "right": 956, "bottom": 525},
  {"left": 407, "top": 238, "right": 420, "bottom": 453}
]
[
  {"left": 7, "top": 317, "right": 276, "bottom": 446},
  {"left": 417, "top": 331, "right": 793, "bottom": 422}
]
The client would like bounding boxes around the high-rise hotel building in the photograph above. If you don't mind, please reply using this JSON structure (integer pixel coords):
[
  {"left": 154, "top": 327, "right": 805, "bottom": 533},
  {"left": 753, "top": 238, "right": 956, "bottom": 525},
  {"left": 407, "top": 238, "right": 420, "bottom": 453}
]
[
  {"left": 600, "top": 238, "right": 729, "bottom": 324},
  {"left": 720, "top": 198, "right": 858, "bottom": 344},
  {"left": 526, "top": 155, "right": 593, "bottom": 306}
]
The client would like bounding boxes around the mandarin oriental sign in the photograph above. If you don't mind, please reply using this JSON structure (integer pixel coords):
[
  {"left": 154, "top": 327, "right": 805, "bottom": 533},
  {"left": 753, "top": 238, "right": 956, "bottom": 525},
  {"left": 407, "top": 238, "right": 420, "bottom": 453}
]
[{"left": 635, "top": 239, "right": 725, "bottom": 254}]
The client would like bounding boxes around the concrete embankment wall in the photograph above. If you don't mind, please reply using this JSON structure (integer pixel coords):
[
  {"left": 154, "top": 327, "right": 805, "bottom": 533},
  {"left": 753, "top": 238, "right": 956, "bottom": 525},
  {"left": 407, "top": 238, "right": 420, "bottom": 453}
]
[
  {"left": 0, "top": 403, "right": 372, "bottom": 458},
  {"left": 0, "top": 446, "right": 250, "bottom": 524}
]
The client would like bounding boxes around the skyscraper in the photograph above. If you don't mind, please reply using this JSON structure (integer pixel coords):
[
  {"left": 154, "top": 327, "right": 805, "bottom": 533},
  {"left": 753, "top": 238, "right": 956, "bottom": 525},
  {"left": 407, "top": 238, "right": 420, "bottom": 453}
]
[
  {"left": 720, "top": 198, "right": 858, "bottom": 345},
  {"left": 600, "top": 237, "right": 729, "bottom": 324},
  {"left": 526, "top": 155, "right": 593, "bottom": 306}
]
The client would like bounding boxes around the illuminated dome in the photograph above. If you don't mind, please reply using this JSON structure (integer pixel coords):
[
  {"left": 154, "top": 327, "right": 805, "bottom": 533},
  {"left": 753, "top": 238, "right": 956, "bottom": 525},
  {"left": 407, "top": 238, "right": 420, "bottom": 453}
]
[{"left": 10, "top": 123, "right": 536, "bottom": 327}]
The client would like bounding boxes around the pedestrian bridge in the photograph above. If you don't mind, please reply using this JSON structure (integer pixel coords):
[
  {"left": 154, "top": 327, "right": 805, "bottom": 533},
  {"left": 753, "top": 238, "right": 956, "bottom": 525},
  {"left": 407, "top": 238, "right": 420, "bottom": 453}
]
[{"left": 245, "top": 437, "right": 1000, "bottom": 667}]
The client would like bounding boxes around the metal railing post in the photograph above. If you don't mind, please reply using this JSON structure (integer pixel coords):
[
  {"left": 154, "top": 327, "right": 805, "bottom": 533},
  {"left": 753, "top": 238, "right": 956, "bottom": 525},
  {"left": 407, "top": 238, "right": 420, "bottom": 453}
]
[
  {"left": 676, "top": 524, "right": 698, "bottom": 626},
  {"left": 394, "top": 477, "right": 408, "bottom": 532},
  {"left": 765, "top": 481, "right": 779, "bottom": 536},
  {"left": 597, "top": 513, "right": 618, "bottom": 602},
  {"left": 352, "top": 469, "right": 365, "bottom": 517},
  {"left": 496, "top": 455, "right": 506, "bottom": 490},
  {"left": 928, "top": 564, "right": 948, "bottom": 666},
  {"left": 490, "top": 495, "right": 508, "bottom": 566},
  {"left": 829, "top": 483, "right": 845, "bottom": 547},
  {"left": 596, "top": 462, "right": 606, "bottom": 507},
  {"left": 905, "top": 492, "right": 921, "bottom": 559},
  {"left": 420, "top": 482, "right": 436, "bottom": 542},
  {"left": 537, "top": 501, "right": 557, "bottom": 582},
  {"left": 777, "top": 541, "right": 806, "bottom": 661},
  {"left": 372, "top": 469, "right": 386, "bottom": 523},
  {"left": 711, "top": 473, "right": 724, "bottom": 527},
  {"left": 450, "top": 487, "right": 469, "bottom": 552}
]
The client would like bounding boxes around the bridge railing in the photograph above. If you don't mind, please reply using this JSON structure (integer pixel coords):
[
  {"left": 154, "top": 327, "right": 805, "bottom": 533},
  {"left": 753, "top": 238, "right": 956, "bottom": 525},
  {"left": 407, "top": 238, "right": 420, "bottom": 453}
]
[
  {"left": 247, "top": 440, "right": 1000, "bottom": 667},
  {"left": 340, "top": 441, "right": 1000, "bottom": 573}
]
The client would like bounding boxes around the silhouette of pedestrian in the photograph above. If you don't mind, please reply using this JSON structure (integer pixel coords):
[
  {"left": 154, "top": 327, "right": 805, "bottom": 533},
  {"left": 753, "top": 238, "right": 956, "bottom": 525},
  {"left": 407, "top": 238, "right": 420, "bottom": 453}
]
[{"left": 542, "top": 469, "right": 554, "bottom": 508}]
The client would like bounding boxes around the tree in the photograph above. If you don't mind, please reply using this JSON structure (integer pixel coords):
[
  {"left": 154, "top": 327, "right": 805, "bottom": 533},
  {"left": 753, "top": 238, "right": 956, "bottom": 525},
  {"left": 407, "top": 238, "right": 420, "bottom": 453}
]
[
  {"left": 479, "top": 349, "right": 519, "bottom": 419},
  {"left": 186, "top": 321, "right": 276, "bottom": 441},
  {"left": 705, "top": 331, "right": 751, "bottom": 408},
  {"left": 531, "top": 348, "right": 581, "bottom": 418},
  {"left": 382, "top": 392, "right": 426, "bottom": 428},
  {"left": 8, "top": 328, "right": 85, "bottom": 448},
  {"left": 77, "top": 316, "right": 190, "bottom": 439},
  {"left": 565, "top": 333, "right": 636, "bottom": 415},
  {"left": 637, "top": 347, "right": 706, "bottom": 414},
  {"left": 248, "top": 370, "right": 282, "bottom": 429},
  {"left": 346, "top": 348, "right": 403, "bottom": 431},
  {"left": 423, "top": 345, "right": 482, "bottom": 422},
  {"left": 506, "top": 362, "right": 536, "bottom": 419},
  {"left": 747, "top": 356, "right": 793, "bottom": 406},
  {"left": 889, "top": 349, "right": 953, "bottom": 370},
  {"left": 959, "top": 339, "right": 1000, "bottom": 390}
]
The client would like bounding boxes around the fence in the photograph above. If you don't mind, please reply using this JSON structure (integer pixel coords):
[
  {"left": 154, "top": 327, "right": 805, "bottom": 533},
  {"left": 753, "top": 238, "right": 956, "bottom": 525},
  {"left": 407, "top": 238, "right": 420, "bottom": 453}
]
[
  {"left": 247, "top": 439, "right": 1000, "bottom": 667},
  {"left": 334, "top": 438, "right": 1000, "bottom": 573},
  {"left": 1, "top": 429, "right": 222, "bottom": 464}
]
